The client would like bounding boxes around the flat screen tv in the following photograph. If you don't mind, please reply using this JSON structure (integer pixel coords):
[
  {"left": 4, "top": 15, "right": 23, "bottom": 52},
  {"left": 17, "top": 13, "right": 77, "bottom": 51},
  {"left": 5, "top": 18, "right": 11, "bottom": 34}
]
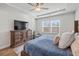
[{"left": 14, "top": 20, "right": 28, "bottom": 30}]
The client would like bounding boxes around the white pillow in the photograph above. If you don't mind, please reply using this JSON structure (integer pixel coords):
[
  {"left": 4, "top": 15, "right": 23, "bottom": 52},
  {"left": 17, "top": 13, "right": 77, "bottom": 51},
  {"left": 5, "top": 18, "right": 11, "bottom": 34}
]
[{"left": 58, "top": 32, "right": 75, "bottom": 49}]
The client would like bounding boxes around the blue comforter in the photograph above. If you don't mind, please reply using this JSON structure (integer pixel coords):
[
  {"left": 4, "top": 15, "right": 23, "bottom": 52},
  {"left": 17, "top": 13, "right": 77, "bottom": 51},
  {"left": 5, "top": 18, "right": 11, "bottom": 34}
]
[{"left": 24, "top": 35, "right": 72, "bottom": 56}]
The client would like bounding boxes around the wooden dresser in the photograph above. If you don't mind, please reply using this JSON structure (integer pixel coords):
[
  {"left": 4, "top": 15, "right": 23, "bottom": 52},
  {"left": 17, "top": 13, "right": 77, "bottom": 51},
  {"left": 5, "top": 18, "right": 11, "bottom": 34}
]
[
  {"left": 26, "top": 29, "right": 32, "bottom": 40},
  {"left": 10, "top": 30, "right": 32, "bottom": 48}
]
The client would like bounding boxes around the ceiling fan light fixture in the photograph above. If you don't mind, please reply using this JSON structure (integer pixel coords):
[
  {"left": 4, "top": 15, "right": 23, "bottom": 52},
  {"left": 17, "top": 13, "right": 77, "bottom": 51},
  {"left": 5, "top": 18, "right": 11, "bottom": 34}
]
[
  {"left": 35, "top": 7, "right": 41, "bottom": 11},
  {"left": 28, "top": 3, "right": 49, "bottom": 11}
]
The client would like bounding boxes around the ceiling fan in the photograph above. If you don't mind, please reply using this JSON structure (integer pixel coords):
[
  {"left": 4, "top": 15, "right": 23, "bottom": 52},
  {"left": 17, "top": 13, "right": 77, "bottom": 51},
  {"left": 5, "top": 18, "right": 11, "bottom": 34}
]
[{"left": 28, "top": 3, "right": 49, "bottom": 11}]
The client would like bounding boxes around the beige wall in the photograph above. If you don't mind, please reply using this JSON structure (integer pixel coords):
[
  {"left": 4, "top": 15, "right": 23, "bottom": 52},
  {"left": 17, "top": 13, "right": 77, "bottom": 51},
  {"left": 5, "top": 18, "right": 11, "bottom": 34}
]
[{"left": 0, "top": 7, "right": 35, "bottom": 49}]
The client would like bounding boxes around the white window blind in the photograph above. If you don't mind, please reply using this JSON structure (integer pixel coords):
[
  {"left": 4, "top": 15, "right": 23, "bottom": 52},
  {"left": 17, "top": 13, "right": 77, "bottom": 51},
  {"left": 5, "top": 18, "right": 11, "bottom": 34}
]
[{"left": 42, "top": 19, "right": 60, "bottom": 34}]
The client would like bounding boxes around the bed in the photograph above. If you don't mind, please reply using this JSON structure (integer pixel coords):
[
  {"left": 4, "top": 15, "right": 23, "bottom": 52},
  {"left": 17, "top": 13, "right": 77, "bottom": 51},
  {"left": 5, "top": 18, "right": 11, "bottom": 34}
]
[{"left": 23, "top": 35, "right": 73, "bottom": 56}]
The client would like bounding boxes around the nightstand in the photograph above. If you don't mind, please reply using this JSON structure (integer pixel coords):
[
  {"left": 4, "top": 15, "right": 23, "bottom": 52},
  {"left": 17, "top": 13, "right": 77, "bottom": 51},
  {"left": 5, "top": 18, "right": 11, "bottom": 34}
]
[{"left": 33, "top": 34, "right": 41, "bottom": 39}]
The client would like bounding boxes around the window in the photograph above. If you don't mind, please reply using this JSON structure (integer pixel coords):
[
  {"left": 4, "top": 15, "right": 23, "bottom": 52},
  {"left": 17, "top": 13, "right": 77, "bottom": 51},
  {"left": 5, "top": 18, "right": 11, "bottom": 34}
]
[
  {"left": 42, "top": 19, "right": 60, "bottom": 34},
  {"left": 42, "top": 20, "right": 50, "bottom": 33}
]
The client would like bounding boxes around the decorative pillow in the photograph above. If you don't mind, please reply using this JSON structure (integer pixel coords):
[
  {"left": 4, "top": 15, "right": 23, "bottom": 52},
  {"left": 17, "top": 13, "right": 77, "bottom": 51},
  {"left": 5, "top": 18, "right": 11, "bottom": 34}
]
[
  {"left": 71, "top": 36, "right": 79, "bottom": 56},
  {"left": 53, "top": 35, "right": 60, "bottom": 45},
  {"left": 58, "top": 32, "right": 75, "bottom": 49}
]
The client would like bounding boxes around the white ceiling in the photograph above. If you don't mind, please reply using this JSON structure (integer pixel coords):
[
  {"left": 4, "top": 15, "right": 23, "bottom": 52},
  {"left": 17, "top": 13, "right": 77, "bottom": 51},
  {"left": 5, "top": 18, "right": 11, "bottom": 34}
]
[{"left": 0, "top": 3, "right": 79, "bottom": 18}]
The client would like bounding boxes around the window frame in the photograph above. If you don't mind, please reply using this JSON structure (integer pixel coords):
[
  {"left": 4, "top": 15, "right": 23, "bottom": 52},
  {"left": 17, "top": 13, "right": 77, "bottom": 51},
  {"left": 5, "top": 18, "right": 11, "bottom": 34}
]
[{"left": 42, "top": 19, "right": 60, "bottom": 34}]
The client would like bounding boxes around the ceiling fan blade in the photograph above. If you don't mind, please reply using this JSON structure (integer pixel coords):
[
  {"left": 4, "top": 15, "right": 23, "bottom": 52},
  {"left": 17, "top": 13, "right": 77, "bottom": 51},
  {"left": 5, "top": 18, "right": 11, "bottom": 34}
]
[
  {"left": 28, "top": 3, "right": 33, "bottom": 6},
  {"left": 40, "top": 3, "right": 44, "bottom": 5},
  {"left": 41, "top": 7, "right": 49, "bottom": 10},
  {"left": 36, "top": 3, "right": 44, "bottom": 6}
]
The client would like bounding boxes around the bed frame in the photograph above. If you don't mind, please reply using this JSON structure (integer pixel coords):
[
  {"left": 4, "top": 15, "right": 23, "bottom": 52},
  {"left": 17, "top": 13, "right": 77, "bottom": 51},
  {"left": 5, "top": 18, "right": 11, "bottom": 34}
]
[{"left": 21, "top": 50, "right": 30, "bottom": 56}]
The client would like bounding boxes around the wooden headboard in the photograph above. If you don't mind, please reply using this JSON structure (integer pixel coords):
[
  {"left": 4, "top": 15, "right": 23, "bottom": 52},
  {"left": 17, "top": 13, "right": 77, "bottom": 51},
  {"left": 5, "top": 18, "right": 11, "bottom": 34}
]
[{"left": 74, "top": 21, "right": 79, "bottom": 33}]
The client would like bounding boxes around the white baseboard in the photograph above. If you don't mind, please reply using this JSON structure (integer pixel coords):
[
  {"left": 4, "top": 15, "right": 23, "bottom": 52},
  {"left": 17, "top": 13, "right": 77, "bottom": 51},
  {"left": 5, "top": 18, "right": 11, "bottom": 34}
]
[{"left": 0, "top": 44, "right": 10, "bottom": 50}]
